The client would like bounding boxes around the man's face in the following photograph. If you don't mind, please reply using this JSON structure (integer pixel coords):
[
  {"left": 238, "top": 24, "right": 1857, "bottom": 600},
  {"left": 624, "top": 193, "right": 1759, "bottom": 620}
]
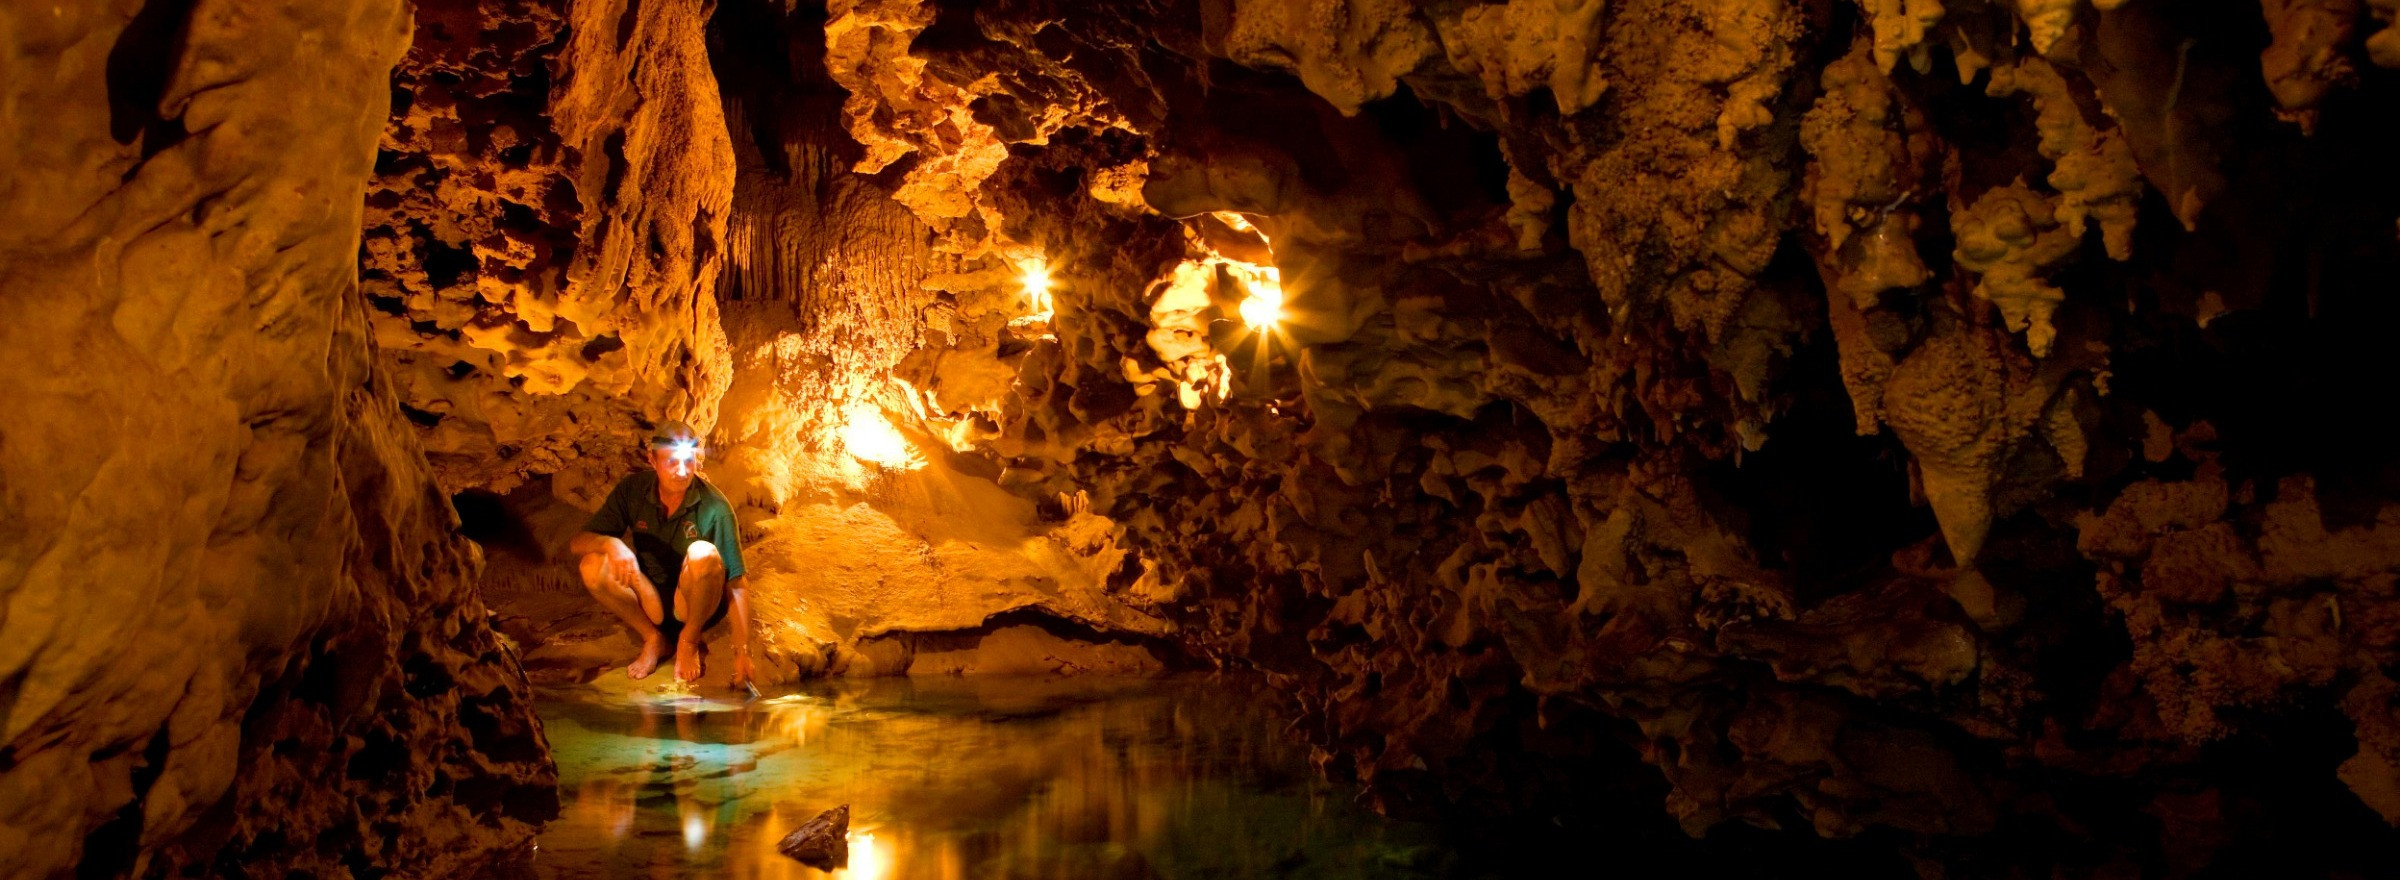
[{"left": 649, "top": 444, "right": 698, "bottom": 488}]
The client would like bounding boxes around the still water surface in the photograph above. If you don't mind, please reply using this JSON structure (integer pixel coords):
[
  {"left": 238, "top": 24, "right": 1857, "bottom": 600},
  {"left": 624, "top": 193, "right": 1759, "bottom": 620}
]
[{"left": 485, "top": 676, "right": 1457, "bottom": 880}]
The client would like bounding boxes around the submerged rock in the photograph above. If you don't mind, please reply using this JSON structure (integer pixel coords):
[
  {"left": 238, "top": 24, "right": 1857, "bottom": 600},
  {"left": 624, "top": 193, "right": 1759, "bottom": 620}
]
[{"left": 775, "top": 804, "right": 851, "bottom": 869}]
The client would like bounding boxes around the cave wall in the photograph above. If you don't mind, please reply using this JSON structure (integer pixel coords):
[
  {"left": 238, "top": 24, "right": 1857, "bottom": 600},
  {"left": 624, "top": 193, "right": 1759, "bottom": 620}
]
[
  {"left": 0, "top": 0, "right": 554, "bottom": 877},
  {"left": 808, "top": 0, "right": 2400, "bottom": 871}
]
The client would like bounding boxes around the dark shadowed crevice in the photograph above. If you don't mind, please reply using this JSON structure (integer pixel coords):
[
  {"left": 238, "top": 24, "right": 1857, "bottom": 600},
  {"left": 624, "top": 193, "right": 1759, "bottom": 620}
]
[
  {"left": 422, "top": 239, "right": 481, "bottom": 290},
  {"left": 104, "top": 0, "right": 197, "bottom": 146},
  {"left": 451, "top": 489, "right": 543, "bottom": 564},
  {"left": 74, "top": 727, "right": 171, "bottom": 880}
]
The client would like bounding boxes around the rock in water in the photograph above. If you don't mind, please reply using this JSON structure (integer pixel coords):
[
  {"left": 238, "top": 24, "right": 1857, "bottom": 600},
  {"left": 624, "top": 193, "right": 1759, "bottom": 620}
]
[{"left": 775, "top": 805, "right": 850, "bottom": 869}]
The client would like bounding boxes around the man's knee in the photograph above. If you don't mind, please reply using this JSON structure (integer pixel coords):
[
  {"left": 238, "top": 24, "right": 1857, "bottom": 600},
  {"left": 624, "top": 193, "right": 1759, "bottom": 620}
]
[
  {"left": 577, "top": 552, "right": 608, "bottom": 587},
  {"left": 681, "top": 542, "right": 723, "bottom": 580}
]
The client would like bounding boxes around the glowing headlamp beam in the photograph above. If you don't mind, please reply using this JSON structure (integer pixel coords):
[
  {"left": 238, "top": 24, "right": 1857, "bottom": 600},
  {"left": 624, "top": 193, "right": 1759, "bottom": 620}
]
[{"left": 668, "top": 440, "right": 699, "bottom": 462}]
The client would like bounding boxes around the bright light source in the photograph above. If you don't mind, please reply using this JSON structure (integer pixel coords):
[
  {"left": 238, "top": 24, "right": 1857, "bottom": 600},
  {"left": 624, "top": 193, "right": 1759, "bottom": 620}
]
[
  {"left": 840, "top": 404, "right": 921, "bottom": 470},
  {"left": 1017, "top": 257, "right": 1054, "bottom": 321},
  {"left": 668, "top": 439, "right": 699, "bottom": 462},
  {"left": 1238, "top": 271, "right": 1284, "bottom": 330},
  {"left": 680, "top": 806, "right": 707, "bottom": 850},
  {"left": 844, "top": 830, "right": 889, "bottom": 880}
]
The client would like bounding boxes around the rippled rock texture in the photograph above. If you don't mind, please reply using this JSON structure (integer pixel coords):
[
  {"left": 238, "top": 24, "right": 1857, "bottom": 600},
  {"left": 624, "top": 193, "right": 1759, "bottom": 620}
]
[{"left": 0, "top": 0, "right": 556, "bottom": 877}]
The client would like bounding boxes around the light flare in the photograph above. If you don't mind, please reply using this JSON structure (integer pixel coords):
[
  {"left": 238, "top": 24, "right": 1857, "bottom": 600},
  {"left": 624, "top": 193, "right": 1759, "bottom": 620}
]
[
  {"left": 680, "top": 804, "right": 708, "bottom": 850},
  {"left": 839, "top": 404, "right": 922, "bottom": 470},
  {"left": 1016, "top": 257, "right": 1054, "bottom": 322},
  {"left": 1141, "top": 258, "right": 1286, "bottom": 408},
  {"left": 1237, "top": 268, "right": 1284, "bottom": 330},
  {"left": 843, "top": 830, "right": 890, "bottom": 880}
]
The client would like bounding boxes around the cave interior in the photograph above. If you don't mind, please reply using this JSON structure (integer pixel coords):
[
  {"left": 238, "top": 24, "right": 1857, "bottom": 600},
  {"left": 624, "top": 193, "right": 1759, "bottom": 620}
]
[{"left": 4, "top": 0, "right": 2400, "bottom": 877}]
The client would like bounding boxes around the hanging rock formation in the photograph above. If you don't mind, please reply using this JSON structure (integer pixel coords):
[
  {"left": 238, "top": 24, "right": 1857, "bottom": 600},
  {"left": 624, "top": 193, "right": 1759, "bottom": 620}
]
[{"left": 0, "top": 0, "right": 555, "bottom": 877}]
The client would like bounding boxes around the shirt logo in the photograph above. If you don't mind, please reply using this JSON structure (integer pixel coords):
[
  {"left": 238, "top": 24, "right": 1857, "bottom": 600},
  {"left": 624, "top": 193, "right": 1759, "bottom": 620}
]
[
  {"left": 684, "top": 522, "right": 699, "bottom": 539},
  {"left": 635, "top": 520, "right": 649, "bottom": 530}
]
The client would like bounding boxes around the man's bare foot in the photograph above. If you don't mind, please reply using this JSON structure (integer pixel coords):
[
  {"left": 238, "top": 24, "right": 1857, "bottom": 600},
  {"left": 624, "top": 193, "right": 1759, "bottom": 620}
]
[
  {"left": 675, "top": 637, "right": 706, "bottom": 683},
  {"left": 628, "top": 634, "right": 665, "bottom": 680}
]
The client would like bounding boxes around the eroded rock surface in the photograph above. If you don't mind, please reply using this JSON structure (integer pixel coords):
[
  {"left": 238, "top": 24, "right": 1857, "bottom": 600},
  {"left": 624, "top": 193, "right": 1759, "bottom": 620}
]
[{"left": 0, "top": 0, "right": 554, "bottom": 876}]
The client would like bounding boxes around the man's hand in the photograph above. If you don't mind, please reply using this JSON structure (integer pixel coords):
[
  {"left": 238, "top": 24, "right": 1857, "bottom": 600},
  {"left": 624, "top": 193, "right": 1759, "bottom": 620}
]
[
  {"left": 601, "top": 538, "right": 641, "bottom": 588},
  {"left": 731, "top": 649, "right": 757, "bottom": 690}
]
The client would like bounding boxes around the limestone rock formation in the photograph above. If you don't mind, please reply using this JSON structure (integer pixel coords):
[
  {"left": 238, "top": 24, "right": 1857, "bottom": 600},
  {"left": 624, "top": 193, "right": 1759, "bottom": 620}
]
[
  {"left": 0, "top": 1, "right": 554, "bottom": 876},
  {"left": 1949, "top": 181, "right": 2079, "bottom": 357},
  {"left": 1985, "top": 57, "right": 2143, "bottom": 263},
  {"left": 2375, "top": 0, "right": 2400, "bottom": 67},
  {"left": 2259, "top": 0, "right": 2363, "bottom": 132}
]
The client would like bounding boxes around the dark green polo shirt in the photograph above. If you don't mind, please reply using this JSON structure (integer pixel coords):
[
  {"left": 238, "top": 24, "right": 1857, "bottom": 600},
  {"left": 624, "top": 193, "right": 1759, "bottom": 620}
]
[{"left": 583, "top": 471, "right": 745, "bottom": 580}]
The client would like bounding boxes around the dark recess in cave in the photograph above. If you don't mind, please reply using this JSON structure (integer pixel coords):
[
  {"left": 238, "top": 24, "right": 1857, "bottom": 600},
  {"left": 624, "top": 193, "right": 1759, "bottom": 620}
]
[
  {"left": 423, "top": 239, "right": 482, "bottom": 290},
  {"left": 452, "top": 489, "right": 544, "bottom": 564},
  {"left": 104, "top": 0, "right": 197, "bottom": 150}
]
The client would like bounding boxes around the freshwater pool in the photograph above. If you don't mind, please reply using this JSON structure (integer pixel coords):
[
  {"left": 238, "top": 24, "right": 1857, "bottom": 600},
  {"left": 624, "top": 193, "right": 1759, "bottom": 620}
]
[{"left": 479, "top": 676, "right": 1461, "bottom": 880}]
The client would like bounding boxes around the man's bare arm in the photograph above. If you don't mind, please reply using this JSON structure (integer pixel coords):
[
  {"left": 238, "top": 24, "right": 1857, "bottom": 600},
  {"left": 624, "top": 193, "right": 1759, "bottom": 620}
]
[
  {"left": 570, "top": 532, "right": 643, "bottom": 589},
  {"left": 568, "top": 531, "right": 624, "bottom": 557},
  {"left": 728, "top": 575, "right": 757, "bottom": 687},
  {"left": 727, "top": 575, "right": 753, "bottom": 650}
]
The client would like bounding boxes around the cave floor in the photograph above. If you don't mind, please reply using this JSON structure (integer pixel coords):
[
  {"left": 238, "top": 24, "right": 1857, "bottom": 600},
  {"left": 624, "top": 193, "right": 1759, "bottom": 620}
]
[{"left": 475, "top": 675, "right": 1458, "bottom": 880}]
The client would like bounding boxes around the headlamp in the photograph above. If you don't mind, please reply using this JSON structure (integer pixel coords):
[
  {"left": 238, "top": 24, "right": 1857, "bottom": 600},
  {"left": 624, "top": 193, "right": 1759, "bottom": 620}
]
[{"left": 668, "top": 439, "right": 698, "bottom": 462}]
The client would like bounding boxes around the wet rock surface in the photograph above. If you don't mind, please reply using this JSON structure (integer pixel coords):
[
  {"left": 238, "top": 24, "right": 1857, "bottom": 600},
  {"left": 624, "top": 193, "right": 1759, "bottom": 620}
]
[{"left": 774, "top": 804, "right": 850, "bottom": 868}]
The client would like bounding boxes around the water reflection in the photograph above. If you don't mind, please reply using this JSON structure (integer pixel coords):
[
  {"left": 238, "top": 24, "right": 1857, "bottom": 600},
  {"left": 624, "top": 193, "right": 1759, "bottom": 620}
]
[{"left": 486, "top": 677, "right": 1450, "bottom": 880}]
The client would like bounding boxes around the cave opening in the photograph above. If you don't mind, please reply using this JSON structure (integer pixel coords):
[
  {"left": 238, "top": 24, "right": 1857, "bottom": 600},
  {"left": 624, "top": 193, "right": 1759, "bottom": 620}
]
[{"left": 11, "top": 0, "right": 2400, "bottom": 878}]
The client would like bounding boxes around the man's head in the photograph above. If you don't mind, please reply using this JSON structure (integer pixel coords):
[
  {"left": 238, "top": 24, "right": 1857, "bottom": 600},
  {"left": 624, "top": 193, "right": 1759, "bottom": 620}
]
[{"left": 647, "top": 420, "right": 703, "bottom": 488}]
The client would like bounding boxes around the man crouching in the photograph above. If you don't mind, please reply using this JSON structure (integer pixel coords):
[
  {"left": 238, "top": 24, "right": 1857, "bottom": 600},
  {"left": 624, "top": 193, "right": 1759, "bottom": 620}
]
[{"left": 569, "top": 421, "right": 756, "bottom": 686}]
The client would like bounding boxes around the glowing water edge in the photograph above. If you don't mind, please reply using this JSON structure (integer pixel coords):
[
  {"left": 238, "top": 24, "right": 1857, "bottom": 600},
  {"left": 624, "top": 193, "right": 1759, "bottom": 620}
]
[{"left": 482, "top": 676, "right": 1455, "bottom": 880}]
